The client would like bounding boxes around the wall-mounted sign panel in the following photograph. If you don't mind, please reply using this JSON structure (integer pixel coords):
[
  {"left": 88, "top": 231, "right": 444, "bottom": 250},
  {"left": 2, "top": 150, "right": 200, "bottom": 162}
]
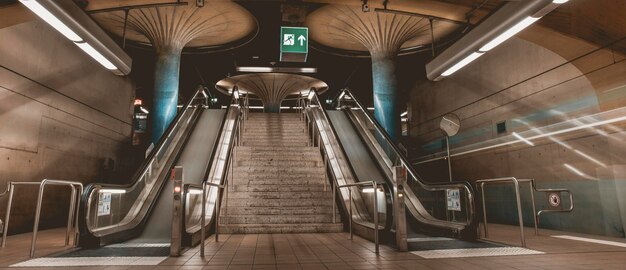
[
  {"left": 280, "top": 26, "right": 308, "bottom": 62},
  {"left": 447, "top": 189, "right": 461, "bottom": 211}
]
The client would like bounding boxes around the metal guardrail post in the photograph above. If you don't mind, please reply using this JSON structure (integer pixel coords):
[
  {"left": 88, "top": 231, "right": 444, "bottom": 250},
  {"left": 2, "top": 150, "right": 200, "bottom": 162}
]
[
  {"left": 200, "top": 183, "right": 206, "bottom": 257},
  {"left": 348, "top": 188, "right": 353, "bottom": 240},
  {"left": 337, "top": 181, "right": 379, "bottom": 254},
  {"left": 1, "top": 184, "right": 14, "bottom": 248},
  {"left": 29, "top": 179, "right": 83, "bottom": 258}
]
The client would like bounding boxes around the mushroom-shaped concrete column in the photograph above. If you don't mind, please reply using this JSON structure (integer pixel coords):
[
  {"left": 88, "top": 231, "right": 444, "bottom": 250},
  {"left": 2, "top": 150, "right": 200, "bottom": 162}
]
[
  {"left": 91, "top": 2, "right": 256, "bottom": 142},
  {"left": 306, "top": 4, "right": 460, "bottom": 140},
  {"left": 215, "top": 73, "right": 328, "bottom": 112}
]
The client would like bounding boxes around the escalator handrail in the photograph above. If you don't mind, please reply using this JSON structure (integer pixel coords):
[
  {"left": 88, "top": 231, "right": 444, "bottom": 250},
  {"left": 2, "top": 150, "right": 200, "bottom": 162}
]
[
  {"left": 80, "top": 86, "right": 208, "bottom": 238},
  {"left": 201, "top": 94, "right": 239, "bottom": 192},
  {"left": 184, "top": 93, "right": 240, "bottom": 234},
  {"left": 307, "top": 92, "right": 388, "bottom": 230},
  {"left": 339, "top": 88, "right": 475, "bottom": 224}
]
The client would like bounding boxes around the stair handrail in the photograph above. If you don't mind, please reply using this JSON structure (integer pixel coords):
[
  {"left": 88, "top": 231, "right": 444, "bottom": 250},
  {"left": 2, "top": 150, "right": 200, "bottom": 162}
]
[{"left": 337, "top": 88, "right": 476, "bottom": 227}]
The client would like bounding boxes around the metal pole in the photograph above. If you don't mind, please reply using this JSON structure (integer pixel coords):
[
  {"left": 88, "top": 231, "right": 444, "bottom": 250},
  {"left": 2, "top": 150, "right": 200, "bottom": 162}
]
[
  {"left": 429, "top": 18, "right": 436, "bottom": 58},
  {"left": 200, "top": 184, "right": 206, "bottom": 257},
  {"left": 30, "top": 182, "right": 46, "bottom": 258},
  {"left": 216, "top": 187, "right": 221, "bottom": 242},
  {"left": 65, "top": 186, "right": 76, "bottom": 246},
  {"left": 74, "top": 185, "right": 82, "bottom": 246},
  {"left": 446, "top": 136, "right": 452, "bottom": 182},
  {"left": 513, "top": 180, "right": 526, "bottom": 247},
  {"left": 122, "top": 9, "right": 129, "bottom": 48},
  {"left": 373, "top": 183, "right": 379, "bottom": 254},
  {"left": 349, "top": 188, "right": 352, "bottom": 240},
  {"left": 481, "top": 182, "right": 488, "bottom": 238},
  {"left": 332, "top": 181, "right": 336, "bottom": 223},
  {"left": 530, "top": 182, "right": 538, "bottom": 236},
  {"left": 2, "top": 184, "right": 14, "bottom": 248}
]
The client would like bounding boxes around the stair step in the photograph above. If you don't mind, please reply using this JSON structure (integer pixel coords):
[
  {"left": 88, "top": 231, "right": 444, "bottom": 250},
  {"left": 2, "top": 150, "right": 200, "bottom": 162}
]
[
  {"left": 232, "top": 179, "right": 327, "bottom": 186},
  {"left": 220, "top": 223, "right": 343, "bottom": 234},
  {"left": 227, "top": 191, "right": 332, "bottom": 200},
  {"left": 231, "top": 184, "right": 329, "bottom": 192},
  {"left": 226, "top": 198, "right": 334, "bottom": 207},
  {"left": 237, "top": 160, "right": 322, "bottom": 167},
  {"left": 236, "top": 146, "right": 317, "bottom": 152},
  {"left": 233, "top": 167, "right": 325, "bottom": 174},
  {"left": 243, "top": 141, "right": 308, "bottom": 147},
  {"left": 223, "top": 206, "right": 335, "bottom": 215},
  {"left": 221, "top": 215, "right": 334, "bottom": 224}
]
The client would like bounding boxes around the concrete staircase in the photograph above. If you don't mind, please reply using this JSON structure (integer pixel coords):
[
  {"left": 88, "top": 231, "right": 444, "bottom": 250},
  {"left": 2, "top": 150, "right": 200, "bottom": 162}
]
[{"left": 220, "top": 113, "right": 343, "bottom": 234}]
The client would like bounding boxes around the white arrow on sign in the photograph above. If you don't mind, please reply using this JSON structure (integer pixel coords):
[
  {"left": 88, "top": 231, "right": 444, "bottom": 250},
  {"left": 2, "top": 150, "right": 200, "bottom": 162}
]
[{"left": 298, "top": 35, "right": 306, "bottom": 46}]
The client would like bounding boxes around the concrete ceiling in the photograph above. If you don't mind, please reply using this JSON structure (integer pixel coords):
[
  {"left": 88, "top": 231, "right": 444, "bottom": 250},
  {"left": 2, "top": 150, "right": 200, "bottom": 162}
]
[
  {"left": 88, "top": 1, "right": 257, "bottom": 49},
  {"left": 305, "top": 4, "right": 462, "bottom": 53}
]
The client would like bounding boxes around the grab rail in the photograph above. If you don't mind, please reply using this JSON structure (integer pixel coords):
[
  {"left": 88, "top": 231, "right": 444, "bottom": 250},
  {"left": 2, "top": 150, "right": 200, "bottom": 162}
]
[
  {"left": 303, "top": 91, "right": 383, "bottom": 231},
  {"left": 337, "top": 88, "right": 475, "bottom": 227},
  {"left": 476, "top": 177, "right": 574, "bottom": 247},
  {"left": 82, "top": 86, "right": 208, "bottom": 243},
  {"left": 1, "top": 180, "right": 83, "bottom": 258},
  {"left": 337, "top": 181, "right": 381, "bottom": 254}
]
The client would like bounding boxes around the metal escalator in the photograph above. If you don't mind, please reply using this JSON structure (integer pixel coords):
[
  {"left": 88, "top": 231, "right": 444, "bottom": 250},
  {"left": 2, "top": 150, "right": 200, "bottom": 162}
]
[
  {"left": 79, "top": 87, "right": 239, "bottom": 251},
  {"left": 304, "top": 88, "right": 478, "bottom": 251}
]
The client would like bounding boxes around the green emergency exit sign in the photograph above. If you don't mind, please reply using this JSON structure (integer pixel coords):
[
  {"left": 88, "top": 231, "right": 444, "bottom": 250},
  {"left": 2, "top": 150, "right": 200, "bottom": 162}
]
[{"left": 280, "top": 26, "right": 308, "bottom": 62}]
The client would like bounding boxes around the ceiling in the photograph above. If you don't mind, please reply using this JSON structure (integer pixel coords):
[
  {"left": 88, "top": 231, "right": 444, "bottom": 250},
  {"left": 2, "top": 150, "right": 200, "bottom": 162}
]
[{"left": 2, "top": 0, "right": 625, "bottom": 108}]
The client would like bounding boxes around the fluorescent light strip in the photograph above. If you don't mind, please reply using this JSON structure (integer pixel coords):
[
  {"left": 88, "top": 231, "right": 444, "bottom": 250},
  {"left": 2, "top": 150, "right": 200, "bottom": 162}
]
[
  {"left": 553, "top": 0, "right": 569, "bottom": 4},
  {"left": 400, "top": 111, "right": 408, "bottom": 117},
  {"left": 19, "top": 0, "right": 83, "bottom": 42},
  {"left": 441, "top": 52, "right": 484, "bottom": 77},
  {"left": 99, "top": 189, "right": 126, "bottom": 194},
  {"left": 75, "top": 42, "right": 117, "bottom": 70},
  {"left": 479, "top": 16, "right": 540, "bottom": 52},
  {"left": 236, "top": 67, "right": 273, "bottom": 72},
  {"left": 512, "top": 132, "right": 535, "bottom": 146}
]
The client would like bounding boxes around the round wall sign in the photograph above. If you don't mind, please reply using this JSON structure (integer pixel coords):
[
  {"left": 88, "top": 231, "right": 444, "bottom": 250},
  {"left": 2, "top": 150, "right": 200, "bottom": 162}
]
[{"left": 548, "top": 192, "right": 561, "bottom": 207}]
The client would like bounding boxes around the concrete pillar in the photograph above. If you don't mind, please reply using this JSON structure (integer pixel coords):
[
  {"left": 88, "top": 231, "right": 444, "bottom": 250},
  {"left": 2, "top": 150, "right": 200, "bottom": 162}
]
[
  {"left": 152, "top": 47, "right": 182, "bottom": 143},
  {"left": 264, "top": 103, "right": 281, "bottom": 113},
  {"left": 372, "top": 53, "right": 400, "bottom": 141}
]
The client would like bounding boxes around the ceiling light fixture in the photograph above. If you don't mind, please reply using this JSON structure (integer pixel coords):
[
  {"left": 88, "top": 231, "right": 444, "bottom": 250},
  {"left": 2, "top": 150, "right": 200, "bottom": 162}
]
[
  {"left": 426, "top": 0, "right": 568, "bottom": 81},
  {"left": 19, "top": 0, "right": 131, "bottom": 75},
  {"left": 236, "top": 66, "right": 317, "bottom": 73}
]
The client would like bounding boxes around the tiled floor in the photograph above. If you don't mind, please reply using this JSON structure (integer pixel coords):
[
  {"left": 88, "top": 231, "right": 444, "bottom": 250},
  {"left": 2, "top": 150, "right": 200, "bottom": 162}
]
[{"left": 2, "top": 225, "right": 626, "bottom": 269}]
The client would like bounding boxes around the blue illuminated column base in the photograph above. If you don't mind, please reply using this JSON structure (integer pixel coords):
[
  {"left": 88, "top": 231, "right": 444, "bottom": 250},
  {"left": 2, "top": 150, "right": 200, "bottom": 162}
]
[
  {"left": 371, "top": 53, "right": 400, "bottom": 141},
  {"left": 264, "top": 103, "right": 281, "bottom": 113},
  {"left": 151, "top": 46, "right": 183, "bottom": 143}
]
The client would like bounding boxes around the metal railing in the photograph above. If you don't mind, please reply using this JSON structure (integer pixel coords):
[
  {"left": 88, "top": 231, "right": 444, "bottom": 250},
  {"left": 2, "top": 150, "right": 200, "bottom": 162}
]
[
  {"left": 337, "top": 181, "right": 382, "bottom": 254},
  {"left": 2, "top": 179, "right": 83, "bottom": 257},
  {"left": 337, "top": 88, "right": 475, "bottom": 228},
  {"left": 476, "top": 177, "right": 574, "bottom": 247},
  {"left": 82, "top": 86, "right": 208, "bottom": 243},
  {"left": 302, "top": 91, "right": 384, "bottom": 233}
]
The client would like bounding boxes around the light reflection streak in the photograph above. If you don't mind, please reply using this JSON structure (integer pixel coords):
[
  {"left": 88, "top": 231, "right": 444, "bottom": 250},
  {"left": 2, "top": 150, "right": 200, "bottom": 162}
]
[{"left": 564, "top": 163, "right": 598, "bottom": 180}]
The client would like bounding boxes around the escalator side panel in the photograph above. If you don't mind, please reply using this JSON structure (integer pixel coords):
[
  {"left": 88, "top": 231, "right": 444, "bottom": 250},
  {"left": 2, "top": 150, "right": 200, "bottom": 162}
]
[
  {"left": 128, "top": 109, "right": 225, "bottom": 243},
  {"left": 326, "top": 111, "right": 387, "bottom": 186}
]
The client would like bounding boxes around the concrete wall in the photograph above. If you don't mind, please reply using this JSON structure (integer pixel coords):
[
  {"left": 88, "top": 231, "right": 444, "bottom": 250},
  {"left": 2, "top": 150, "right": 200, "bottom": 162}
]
[
  {"left": 0, "top": 21, "right": 134, "bottom": 234},
  {"left": 409, "top": 31, "right": 626, "bottom": 237}
]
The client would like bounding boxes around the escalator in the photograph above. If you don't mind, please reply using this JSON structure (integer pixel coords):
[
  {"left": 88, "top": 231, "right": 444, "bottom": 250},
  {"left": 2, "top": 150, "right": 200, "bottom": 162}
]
[
  {"left": 78, "top": 86, "right": 240, "bottom": 252},
  {"left": 304, "top": 88, "right": 478, "bottom": 250}
]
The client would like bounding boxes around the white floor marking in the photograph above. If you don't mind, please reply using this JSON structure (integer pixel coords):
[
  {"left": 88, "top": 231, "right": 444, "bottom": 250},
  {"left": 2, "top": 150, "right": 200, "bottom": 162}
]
[
  {"left": 411, "top": 247, "right": 544, "bottom": 259},
  {"left": 406, "top": 237, "right": 454, "bottom": 242},
  {"left": 10, "top": 256, "right": 168, "bottom": 267},
  {"left": 107, "top": 242, "right": 170, "bottom": 248},
  {"left": 552, "top": 235, "right": 626, "bottom": 248}
]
